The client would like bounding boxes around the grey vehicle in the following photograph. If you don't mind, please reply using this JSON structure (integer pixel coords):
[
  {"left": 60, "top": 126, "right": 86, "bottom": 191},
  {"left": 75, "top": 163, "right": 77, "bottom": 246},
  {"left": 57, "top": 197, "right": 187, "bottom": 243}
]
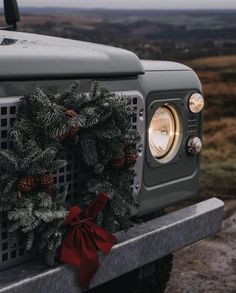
[{"left": 0, "top": 1, "right": 224, "bottom": 293}]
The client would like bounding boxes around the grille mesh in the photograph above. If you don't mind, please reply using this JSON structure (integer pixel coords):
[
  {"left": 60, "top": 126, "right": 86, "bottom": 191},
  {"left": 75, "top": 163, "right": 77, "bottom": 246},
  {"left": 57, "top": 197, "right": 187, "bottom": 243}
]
[
  {"left": 0, "top": 98, "right": 30, "bottom": 270},
  {"left": 0, "top": 93, "right": 142, "bottom": 270}
]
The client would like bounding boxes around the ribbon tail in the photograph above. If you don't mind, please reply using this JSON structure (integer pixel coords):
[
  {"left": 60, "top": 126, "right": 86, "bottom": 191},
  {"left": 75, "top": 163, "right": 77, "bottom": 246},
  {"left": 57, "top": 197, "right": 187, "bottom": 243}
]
[
  {"left": 79, "top": 237, "right": 99, "bottom": 289},
  {"left": 60, "top": 226, "right": 101, "bottom": 289},
  {"left": 60, "top": 227, "right": 82, "bottom": 267},
  {"left": 92, "top": 224, "right": 117, "bottom": 255},
  {"left": 79, "top": 225, "right": 116, "bottom": 288}
]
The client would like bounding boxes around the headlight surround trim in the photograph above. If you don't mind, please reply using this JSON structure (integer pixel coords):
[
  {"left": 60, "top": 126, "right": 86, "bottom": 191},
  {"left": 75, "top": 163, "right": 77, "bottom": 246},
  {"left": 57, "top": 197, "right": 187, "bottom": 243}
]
[{"left": 148, "top": 102, "right": 183, "bottom": 164}]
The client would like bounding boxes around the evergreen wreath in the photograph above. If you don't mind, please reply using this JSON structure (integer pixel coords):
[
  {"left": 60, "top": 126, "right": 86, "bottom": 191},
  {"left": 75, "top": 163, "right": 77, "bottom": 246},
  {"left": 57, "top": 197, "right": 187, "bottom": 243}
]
[{"left": 0, "top": 81, "right": 139, "bottom": 266}]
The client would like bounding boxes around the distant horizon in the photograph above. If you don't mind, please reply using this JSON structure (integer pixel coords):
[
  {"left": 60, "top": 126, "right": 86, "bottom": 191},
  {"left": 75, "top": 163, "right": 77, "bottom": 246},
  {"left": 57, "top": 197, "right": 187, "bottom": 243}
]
[
  {"left": 1, "top": 0, "right": 236, "bottom": 10},
  {"left": 14, "top": 0, "right": 236, "bottom": 10},
  {"left": 1, "top": 6, "right": 236, "bottom": 11},
  {"left": 21, "top": 6, "right": 236, "bottom": 10}
]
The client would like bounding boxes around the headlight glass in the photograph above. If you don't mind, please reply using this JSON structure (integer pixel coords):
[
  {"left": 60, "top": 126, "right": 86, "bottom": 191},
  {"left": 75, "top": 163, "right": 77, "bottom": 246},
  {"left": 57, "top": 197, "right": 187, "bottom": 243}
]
[
  {"left": 149, "top": 105, "right": 180, "bottom": 160},
  {"left": 189, "top": 93, "right": 204, "bottom": 113}
]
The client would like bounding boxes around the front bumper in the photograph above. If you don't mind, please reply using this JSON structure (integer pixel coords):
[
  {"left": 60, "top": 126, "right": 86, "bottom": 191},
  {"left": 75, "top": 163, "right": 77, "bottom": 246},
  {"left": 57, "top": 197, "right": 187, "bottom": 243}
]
[{"left": 0, "top": 198, "right": 224, "bottom": 293}]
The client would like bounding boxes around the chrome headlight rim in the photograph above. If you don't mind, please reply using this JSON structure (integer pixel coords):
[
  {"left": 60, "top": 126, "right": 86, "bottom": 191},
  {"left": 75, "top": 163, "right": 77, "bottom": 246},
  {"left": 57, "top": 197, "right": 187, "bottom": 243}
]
[{"left": 148, "top": 103, "right": 182, "bottom": 164}]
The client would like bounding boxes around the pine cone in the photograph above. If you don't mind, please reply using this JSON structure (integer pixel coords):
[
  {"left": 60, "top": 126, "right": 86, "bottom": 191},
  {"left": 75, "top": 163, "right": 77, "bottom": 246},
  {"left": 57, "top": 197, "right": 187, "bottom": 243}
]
[
  {"left": 64, "top": 109, "right": 77, "bottom": 119},
  {"left": 39, "top": 174, "right": 54, "bottom": 192},
  {"left": 17, "top": 176, "right": 37, "bottom": 193},
  {"left": 59, "top": 110, "right": 79, "bottom": 141},
  {"left": 67, "top": 126, "right": 80, "bottom": 138},
  {"left": 125, "top": 151, "right": 137, "bottom": 168},
  {"left": 59, "top": 126, "right": 80, "bottom": 141},
  {"left": 112, "top": 157, "right": 125, "bottom": 170}
]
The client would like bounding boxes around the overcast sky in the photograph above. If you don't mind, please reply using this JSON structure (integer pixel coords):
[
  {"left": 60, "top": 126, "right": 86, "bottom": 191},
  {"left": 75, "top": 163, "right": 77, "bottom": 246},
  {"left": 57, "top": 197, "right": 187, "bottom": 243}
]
[{"left": 1, "top": 0, "right": 236, "bottom": 10}]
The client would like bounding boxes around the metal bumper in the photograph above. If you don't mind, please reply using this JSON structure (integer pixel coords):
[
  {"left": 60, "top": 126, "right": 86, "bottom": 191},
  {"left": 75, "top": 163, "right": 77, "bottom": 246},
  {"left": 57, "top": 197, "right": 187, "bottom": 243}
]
[{"left": 0, "top": 198, "right": 224, "bottom": 293}]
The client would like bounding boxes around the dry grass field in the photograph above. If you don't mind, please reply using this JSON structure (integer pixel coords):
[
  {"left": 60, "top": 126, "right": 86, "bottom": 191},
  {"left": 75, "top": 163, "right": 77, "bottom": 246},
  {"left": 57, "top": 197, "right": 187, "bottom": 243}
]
[
  {"left": 186, "top": 56, "right": 236, "bottom": 198},
  {"left": 165, "top": 56, "right": 236, "bottom": 293}
]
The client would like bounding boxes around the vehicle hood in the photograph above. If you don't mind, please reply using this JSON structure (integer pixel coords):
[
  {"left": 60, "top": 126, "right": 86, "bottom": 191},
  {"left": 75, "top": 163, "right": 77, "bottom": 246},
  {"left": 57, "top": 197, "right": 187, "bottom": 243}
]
[{"left": 0, "top": 30, "right": 144, "bottom": 80}]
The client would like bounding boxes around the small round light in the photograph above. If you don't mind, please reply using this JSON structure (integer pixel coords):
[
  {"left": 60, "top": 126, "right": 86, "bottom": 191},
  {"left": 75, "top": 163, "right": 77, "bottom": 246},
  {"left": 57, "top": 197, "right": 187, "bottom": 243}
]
[
  {"left": 189, "top": 93, "right": 204, "bottom": 113},
  {"left": 187, "top": 136, "right": 202, "bottom": 155},
  {"left": 149, "top": 105, "right": 181, "bottom": 162}
]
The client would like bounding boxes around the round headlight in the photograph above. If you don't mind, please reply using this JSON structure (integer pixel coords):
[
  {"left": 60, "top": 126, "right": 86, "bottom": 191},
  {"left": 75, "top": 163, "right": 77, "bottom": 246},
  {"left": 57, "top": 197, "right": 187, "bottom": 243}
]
[
  {"left": 187, "top": 136, "right": 202, "bottom": 155},
  {"left": 149, "top": 104, "right": 181, "bottom": 162},
  {"left": 189, "top": 93, "right": 204, "bottom": 113}
]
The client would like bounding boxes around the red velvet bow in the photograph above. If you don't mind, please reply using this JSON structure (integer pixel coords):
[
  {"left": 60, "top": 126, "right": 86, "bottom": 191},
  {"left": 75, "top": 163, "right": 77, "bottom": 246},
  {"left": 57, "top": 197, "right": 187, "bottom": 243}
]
[{"left": 60, "top": 192, "right": 117, "bottom": 289}]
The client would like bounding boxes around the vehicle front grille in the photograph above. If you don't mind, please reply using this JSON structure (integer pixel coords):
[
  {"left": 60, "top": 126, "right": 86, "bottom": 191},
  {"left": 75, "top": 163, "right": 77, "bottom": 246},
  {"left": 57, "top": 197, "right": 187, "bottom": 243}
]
[{"left": 0, "top": 91, "right": 145, "bottom": 270}]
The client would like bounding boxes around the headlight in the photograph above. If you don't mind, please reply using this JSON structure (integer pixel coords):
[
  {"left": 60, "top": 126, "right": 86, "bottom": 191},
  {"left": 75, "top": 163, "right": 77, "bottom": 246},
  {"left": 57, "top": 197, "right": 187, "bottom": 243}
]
[
  {"left": 149, "top": 104, "right": 181, "bottom": 162},
  {"left": 189, "top": 93, "right": 204, "bottom": 113}
]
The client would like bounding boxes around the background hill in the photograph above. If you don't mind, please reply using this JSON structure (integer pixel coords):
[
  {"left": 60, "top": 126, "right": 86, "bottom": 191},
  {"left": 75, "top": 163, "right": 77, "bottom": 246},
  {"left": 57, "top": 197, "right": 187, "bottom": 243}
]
[
  {"left": 1, "top": 8, "right": 236, "bottom": 61},
  {"left": 187, "top": 56, "right": 236, "bottom": 198}
]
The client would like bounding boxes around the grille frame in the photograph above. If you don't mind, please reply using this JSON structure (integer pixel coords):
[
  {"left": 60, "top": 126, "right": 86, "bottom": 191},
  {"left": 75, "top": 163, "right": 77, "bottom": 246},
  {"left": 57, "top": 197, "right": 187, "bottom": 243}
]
[{"left": 117, "top": 91, "right": 145, "bottom": 197}]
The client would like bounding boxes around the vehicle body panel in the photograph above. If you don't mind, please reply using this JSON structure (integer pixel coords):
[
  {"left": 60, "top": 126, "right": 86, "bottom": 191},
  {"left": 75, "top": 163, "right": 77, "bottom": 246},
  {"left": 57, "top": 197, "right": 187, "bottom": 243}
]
[{"left": 0, "top": 30, "right": 144, "bottom": 79}]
